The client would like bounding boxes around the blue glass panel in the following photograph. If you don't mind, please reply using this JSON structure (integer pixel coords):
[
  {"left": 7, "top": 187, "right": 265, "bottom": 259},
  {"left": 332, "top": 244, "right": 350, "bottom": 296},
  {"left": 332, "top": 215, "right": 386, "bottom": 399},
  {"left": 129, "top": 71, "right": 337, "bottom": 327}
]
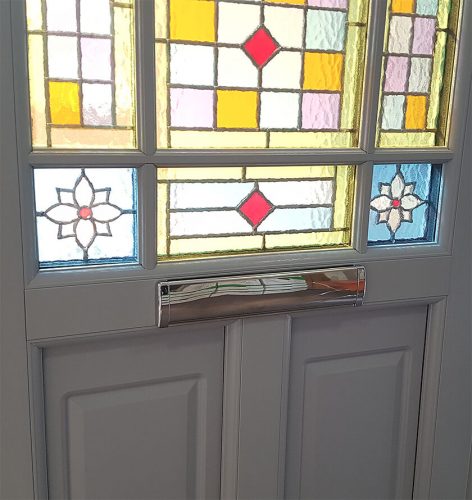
[
  {"left": 34, "top": 168, "right": 137, "bottom": 267},
  {"left": 368, "top": 163, "right": 441, "bottom": 246}
]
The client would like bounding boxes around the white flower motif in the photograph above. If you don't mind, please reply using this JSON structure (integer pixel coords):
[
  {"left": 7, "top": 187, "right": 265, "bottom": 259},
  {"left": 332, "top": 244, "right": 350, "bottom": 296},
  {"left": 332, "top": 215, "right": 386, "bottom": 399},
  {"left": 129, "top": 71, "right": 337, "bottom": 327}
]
[
  {"left": 38, "top": 170, "right": 130, "bottom": 260},
  {"left": 370, "top": 169, "right": 425, "bottom": 237}
]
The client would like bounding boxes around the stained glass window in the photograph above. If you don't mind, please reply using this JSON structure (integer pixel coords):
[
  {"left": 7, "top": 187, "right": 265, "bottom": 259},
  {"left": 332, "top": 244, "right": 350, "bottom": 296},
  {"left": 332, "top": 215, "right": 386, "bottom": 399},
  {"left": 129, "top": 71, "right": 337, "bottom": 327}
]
[
  {"left": 157, "top": 165, "right": 355, "bottom": 259},
  {"left": 368, "top": 163, "right": 441, "bottom": 245},
  {"left": 155, "top": 0, "right": 369, "bottom": 149},
  {"left": 377, "top": 0, "right": 460, "bottom": 148},
  {"left": 34, "top": 168, "right": 137, "bottom": 267},
  {"left": 26, "top": 0, "right": 136, "bottom": 149}
]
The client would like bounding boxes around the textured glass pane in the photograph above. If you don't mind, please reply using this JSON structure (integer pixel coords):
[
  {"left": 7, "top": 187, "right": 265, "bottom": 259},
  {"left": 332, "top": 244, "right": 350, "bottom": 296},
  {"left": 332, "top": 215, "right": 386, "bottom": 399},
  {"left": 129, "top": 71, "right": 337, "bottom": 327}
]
[
  {"left": 377, "top": 0, "right": 460, "bottom": 147},
  {"left": 26, "top": 0, "right": 136, "bottom": 148},
  {"left": 368, "top": 163, "right": 441, "bottom": 245},
  {"left": 34, "top": 168, "right": 137, "bottom": 267},
  {"left": 155, "top": 0, "right": 369, "bottom": 148},
  {"left": 157, "top": 165, "right": 355, "bottom": 259}
]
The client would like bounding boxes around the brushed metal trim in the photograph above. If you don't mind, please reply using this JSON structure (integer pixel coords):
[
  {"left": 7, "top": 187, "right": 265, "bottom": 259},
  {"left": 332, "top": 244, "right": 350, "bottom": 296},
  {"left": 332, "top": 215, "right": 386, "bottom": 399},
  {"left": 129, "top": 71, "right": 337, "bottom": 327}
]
[{"left": 156, "top": 266, "right": 366, "bottom": 328}]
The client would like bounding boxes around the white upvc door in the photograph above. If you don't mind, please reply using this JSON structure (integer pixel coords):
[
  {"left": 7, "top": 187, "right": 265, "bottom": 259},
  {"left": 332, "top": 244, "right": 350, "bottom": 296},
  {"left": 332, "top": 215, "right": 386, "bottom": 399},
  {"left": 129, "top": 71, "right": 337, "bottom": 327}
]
[{"left": 1, "top": 0, "right": 471, "bottom": 499}]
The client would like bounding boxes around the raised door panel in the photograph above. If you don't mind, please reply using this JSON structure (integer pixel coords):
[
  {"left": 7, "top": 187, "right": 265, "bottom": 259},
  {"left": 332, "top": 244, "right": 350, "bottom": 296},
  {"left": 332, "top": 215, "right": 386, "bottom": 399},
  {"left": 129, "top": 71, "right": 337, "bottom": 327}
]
[
  {"left": 42, "top": 325, "right": 224, "bottom": 500},
  {"left": 285, "top": 306, "right": 426, "bottom": 500}
]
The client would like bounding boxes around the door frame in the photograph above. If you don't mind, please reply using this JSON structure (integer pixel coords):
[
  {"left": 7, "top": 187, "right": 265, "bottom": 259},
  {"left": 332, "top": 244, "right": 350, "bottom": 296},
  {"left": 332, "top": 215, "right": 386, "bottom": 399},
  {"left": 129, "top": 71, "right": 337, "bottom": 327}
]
[{"left": 1, "top": 1, "right": 471, "bottom": 499}]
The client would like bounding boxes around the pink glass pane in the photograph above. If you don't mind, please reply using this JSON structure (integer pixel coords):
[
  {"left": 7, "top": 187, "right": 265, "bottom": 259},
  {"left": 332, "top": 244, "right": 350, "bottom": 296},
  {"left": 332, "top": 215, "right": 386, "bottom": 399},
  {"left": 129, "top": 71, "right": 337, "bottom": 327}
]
[
  {"left": 412, "top": 17, "right": 435, "bottom": 55},
  {"left": 302, "top": 93, "right": 340, "bottom": 130},
  {"left": 384, "top": 56, "right": 409, "bottom": 92},
  {"left": 308, "top": 0, "right": 348, "bottom": 7},
  {"left": 170, "top": 88, "right": 214, "bottom": 128},
  {"left": 80, "top": 38, "right": 112, "bottom": 81}
]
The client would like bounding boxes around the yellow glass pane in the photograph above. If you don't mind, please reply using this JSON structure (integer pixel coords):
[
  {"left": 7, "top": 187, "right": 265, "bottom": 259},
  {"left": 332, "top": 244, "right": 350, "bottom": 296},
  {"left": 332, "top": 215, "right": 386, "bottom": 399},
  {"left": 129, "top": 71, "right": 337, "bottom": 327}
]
[
  {"left": 169, "top": 236, "right": 264, "bottom": 256},
  {"left": 170, "top": 131, "right": 267, "bottom": 148},
  {"left": 377, "top": 0, "right": 461, "bottom": 147},
  {"left": 50, "top": 128, "right": 134, "bottom": 148},
  {"left": 333, "top": 166, "right": 355, "bottom": 229},
  {"left": 156, "top": 0, "right": 369, "bottom": 148},
  {"left": 157, "top": 165, "right": 355, "bottom": 260},
  {"left": 169, "top": 0, "right": 215, "bottom": 42},
  {"left": 405, "top": 95, "right": 427, "bottom": 129},
  {"left": 49, "top": 82, "right": 81, "bottom": 125},
  {"left": 391, "top": 0, "right": 414, "bottom": 13},
  {"left": 303, "top": 52, "right": 343, "bottom": 91},
  {"left": 28, "top": 34, "right": 47, "bottom": 147},
  {"left": 269, "top": 131, "right": 353, "bottom": 148},
  {"left": 246, "top": 166, "right": 335, "bottom": 180},
  {"left": 159, "top": 167, "right": 243, "bottom": 181},
  {"left": 265, "top": 231, "right": 348, "bottom": 250},
  {"left": 217, "top": 90, "right": 258, "bottom": 129},
  {"left": 114, "top": 5, "right": 135, "bottom": 128},
  {"left": 26, "top": 0, "right": 136, "bottom": 148},
  {"left": 26, "top": 0, "right": 42, "bottom": 30}
]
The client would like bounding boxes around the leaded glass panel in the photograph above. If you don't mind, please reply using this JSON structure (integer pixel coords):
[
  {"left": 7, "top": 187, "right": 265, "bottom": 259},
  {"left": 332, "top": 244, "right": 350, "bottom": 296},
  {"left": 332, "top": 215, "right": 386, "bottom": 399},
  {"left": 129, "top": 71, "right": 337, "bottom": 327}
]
[
  {"left": 155, "top": 0, "right": 369, "bottom": 148},
  {"left": 34, "top": 168, "right": 137, "bottom": 267},
  {"left": 377, "top": 0, "right": 460, "bottom": 147},
  {"left": 26, "top": 0, "right": 136, "bottom": 148},
  {"left": 157, "top": 165, "right": 355, "bottom": 259},
  {"left": 368, "top": 163, "right": 441, "bottom": 244}
]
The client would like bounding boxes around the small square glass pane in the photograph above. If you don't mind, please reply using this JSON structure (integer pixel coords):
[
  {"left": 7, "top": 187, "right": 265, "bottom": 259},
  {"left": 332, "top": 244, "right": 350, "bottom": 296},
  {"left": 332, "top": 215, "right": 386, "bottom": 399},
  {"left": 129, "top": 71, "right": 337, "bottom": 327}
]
[
  {"left": 34, "top": 168, "right": 137, "bottom": 268},
  {"left": 368, "top": 163, "right": 442, "bottom": 245}
]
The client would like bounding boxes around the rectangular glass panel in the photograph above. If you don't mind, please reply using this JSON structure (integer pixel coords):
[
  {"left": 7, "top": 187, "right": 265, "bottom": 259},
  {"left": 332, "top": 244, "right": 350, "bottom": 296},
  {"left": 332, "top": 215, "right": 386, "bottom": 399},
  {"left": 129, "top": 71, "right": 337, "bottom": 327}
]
[
  {"left": 26, "top": 0, "right": 136, "bottom": 148},
  {"left": 157, "top": 165, "right": 355, "bottom": 259},
  {"left": 34, "top": 168, "right": 137, "bottom": 267},
  {"left": 368, "top": 163, "right": 442, "bottom": 245},
  {"left": 377, "top": 0, "right": 460, "bottom": 147},
  {"left": 155, "top": 0, "right": 369, "bottom": 148}
]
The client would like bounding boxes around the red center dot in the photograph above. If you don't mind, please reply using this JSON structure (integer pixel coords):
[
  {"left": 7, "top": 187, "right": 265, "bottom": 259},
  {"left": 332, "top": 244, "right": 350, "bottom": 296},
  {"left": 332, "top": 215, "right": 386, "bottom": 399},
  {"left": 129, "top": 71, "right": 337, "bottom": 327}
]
[
  {"left": 79, "top": 206, "right": 92, "bottom": 219},
  {"left": 392, "top": 199, "right": 401, "bottom": 208}
]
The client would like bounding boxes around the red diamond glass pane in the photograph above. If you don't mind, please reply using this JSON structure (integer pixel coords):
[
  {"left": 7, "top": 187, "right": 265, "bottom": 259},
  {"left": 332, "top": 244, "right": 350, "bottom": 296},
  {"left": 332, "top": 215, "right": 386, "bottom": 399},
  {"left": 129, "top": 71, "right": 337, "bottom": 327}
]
[
  {"left": 238, "top": 190, "right": 273, "bottom": 228},
  {"left": 243, "top": 27, "right": 279, "bottom": 68}
]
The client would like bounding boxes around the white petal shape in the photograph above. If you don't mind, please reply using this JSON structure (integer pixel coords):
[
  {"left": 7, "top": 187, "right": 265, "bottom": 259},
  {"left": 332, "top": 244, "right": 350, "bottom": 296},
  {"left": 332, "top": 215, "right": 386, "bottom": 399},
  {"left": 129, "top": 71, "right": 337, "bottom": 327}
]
[
  {"left": 402, "top": 209, "right": 412, "bottom": 222},
  {"left": 93, "top": 189, "right": 110, "bottom": 204},
  {"left": 92, "top": 203, "right": 122, "bottom": 223},
  {"left": 370, "top": 195, "right": 392, "bottom": 212},
  {"left": 380, "top": 184, "right": 391, "bottom": 196},
  {"left": 403, "top": 183, "right": 415, "bottom": 195},
  {"left": 57, "top": 189, "right": 75, "bottom": 205},
  {"left": 74, "top": 174, "right": 95, "bottom": 207},
  {"left": 45, "top": 203, "right": 78, "bottom": 224},
  {"left": 390, "top": 172, "right": 405, "bottom": 199},
  {"left": 378, "top": 211, "right": 389, "bottom": 223},
  {"left": 387, "top": 208, "right": 402, "bottom": 234},
  {"left": 401, "top": 194, "right": 423, "bottom": 210},
  {"left": 75, "top": 219, "right": 96, "bottom": 249}
]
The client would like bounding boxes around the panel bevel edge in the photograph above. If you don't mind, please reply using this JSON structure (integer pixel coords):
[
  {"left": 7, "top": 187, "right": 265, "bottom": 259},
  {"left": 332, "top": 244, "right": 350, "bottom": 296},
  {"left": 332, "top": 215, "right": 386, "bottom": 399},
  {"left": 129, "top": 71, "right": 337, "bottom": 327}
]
[
  {"left": 413, "top": 299, "right": 448, "bottom": 499},
  {"left": 220, "top": 320, "right": 243, "bottom": 500},
  {"left": 27, "top": 344, "right": 49, "bottom": 500}
]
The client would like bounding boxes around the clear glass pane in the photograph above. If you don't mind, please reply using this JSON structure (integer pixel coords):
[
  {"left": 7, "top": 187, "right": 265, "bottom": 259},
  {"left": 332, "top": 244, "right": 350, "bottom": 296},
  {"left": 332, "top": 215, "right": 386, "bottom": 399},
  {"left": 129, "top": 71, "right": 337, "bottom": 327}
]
[
  {"left": 377, "top": 0, "right": 461, "bottom": 147},
  {"left": 155, "top": 0, "right": 370, "bottom": 148},
  {"left": 157, "top": 165, "right": 355, "bottom": 259},
  {"left": 26, "top": 0, "right": 136, "bottom": 148},
  {"left": 368, "top": 163, "right": 442, "bottom": 245},
  {"left": 34, "top": 168, "right": 138, "bottom": 267}
]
